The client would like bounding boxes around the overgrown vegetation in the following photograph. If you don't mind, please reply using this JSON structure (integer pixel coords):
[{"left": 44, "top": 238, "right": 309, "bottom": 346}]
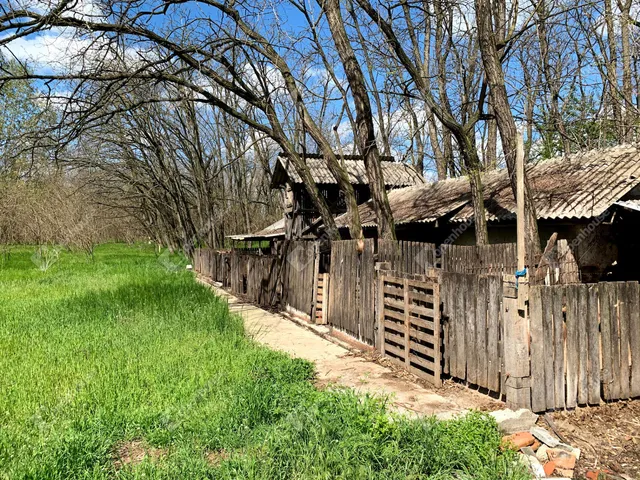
[{"left": 0, "top": 245, "right": 529, "bottom": 479}]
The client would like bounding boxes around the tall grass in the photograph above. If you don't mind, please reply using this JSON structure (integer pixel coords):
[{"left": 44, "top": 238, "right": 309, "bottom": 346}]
[{"left": 0, "top": 244, "right": 530, "bottom": 479}]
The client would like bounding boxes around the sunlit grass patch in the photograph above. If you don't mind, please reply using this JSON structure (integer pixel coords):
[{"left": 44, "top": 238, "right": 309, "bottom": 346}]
[{"left": 0, "top": 244, "right": 530, "bottom": 479}]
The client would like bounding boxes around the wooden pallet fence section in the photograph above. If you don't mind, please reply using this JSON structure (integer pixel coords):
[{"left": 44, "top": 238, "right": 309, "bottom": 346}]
[
  {"left": 377, "top": 271, "right": 442, "bottom": 386},
  {"left": 327, "top": 239, "right": 376, "bottom": 345},
  {"left": 529, "top": 282, "right": 640, "bottom": 412},
  {"left": 378, "top": 240, "right": 437, "bottom": 274},
  {"left": 441, "top": 272, "right": 503, "bottom": 393},
  {"left": 314, "top": 273, "right": 329, "bottom": 324}
]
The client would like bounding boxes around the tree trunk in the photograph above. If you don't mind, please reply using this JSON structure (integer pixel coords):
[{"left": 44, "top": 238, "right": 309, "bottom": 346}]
[
  {"left": 475, "top": 0, "right": 541, "bottom": 263},
  {"left": 322, "top": 0, "right": 396, "bottom": 240}
]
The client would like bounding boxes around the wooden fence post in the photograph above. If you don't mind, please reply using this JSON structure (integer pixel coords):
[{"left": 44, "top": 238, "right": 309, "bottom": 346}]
[{"left": 503, "top": 274, "right": 532, "bottom": 409}]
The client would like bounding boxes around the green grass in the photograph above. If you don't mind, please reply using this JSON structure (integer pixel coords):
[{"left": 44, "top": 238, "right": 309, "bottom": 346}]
[{"left": 0, "top": 244, "right": 530, "bottom": 479}]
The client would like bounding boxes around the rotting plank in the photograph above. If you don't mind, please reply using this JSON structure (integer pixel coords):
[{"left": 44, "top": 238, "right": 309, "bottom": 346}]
[
  {"left": 565, "top": 285, "right": 579, "bottom": 409},
  {"left": 542, "top": 287, "right": 555, "bottom": 410},
  {"left": 553, "top": 286, "right": 566, "bottom": 410},
  {"left": 476, "top": 276, "right": 488, "bottom": 389},
  {"left": 529, "top": 286, "right": 546, "bottom": 412},
  {"left": 577, "top": 285, "right": 589, "bottom": 405},
  {"left": 587, "top": 285, "right": 601, "bottom": 404},
  {"left": 609, "top": 283, "right": 621, "bottom": 400},
  {"left": 466, "top": 275, "right": 478, "bottom": 385},
  {"left": 600, "top": 283, "right": 614, "bottom": 400},
  {"left": 618, "top": 282, "right": 631, "bottom": 399},
  {"left": 455, "top": 273, "right": 467, "bottom": 381},
  {"left": 487, "top": 276, "right": 500, "bottom": 393}
]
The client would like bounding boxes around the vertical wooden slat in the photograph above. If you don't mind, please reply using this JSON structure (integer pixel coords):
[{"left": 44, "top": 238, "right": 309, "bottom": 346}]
[
  {"left": 476, "top": 276, "right": 488, "bottom": 389},
  {"left": 542, "top": 287, "right": 555, "bottom": 409},
  {"left": 443, "top": 273, "right": 450, "bottom": 375},
  {"left": 553, "top": 286, "right": 566, "bottom": 409},
  {"left": 530, "top": 286, "right": 546, "bottom": 412},
  {"left": 466, "top": 275, "right": 477, "bottom": 385},
  {"left": 487, "top": 276, "right": 501, "bottom": 393},
  {"left": 587, "top": 285, "right": 601, "bottom": 404},
  {"left": 404, "top": 278, "right": 411, "bottom": 367},
  {"left": 618, "top": 282, "right": 631, "bottom": 399},
  {"left": 577, "top": 285, "right": 589, "bottom": 405},
  {"left": 455, "top": 273, "right": 467, "bottom": 380},
  {"left": 609, "top": 283, "right": 621, "bottom": 400},
  {"left": 600, "top": 283, "right": 613, "bottom": 400},
  {"left": 433, "top": 281, "right": 442, "bottom": 387},
  {"left": 565, "top": 284, "right": 579, "bottom": 408}
]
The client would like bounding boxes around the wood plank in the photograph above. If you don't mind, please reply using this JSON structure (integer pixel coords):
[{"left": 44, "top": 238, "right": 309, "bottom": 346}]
[
  {"left": 408, "top": 316, "right": 435, "bottom": 331},
  {"left": 466, "top": 275, "right": 478, "bottom": 385},
  {"left": 553, "top": 286, "right": 566, "bottom": 409},
  {"left": 577, "top": 285, "right": 589, "bottom": 405},
  {"left": 407, "top": 304, "right": 436, "bottom": 319},
  {"left": 404, "top": 278, "right": 410, "bottom": 367},
  {"left": 565, "top": 284, "right": 579, "bottom": 408},
  {"left": 407, "top": 289, "right": 435, "bottom": 304},
  {"left": 476, "top": 276, "right": 488, "bottom": 389},
  {"left": 529, "top": 285, "right": 546, "bottom": 412},
  {"left": 408, "top": 353, "right": 437, "bottom": 370},
  {"left": 609, "top": 283, "right": 621, "bottom": 400},
  {"left": 542, "top": 286, "right": 555, "bottom": 410},
  {"left": 600, "top": 283, "right": 614, "bottom": 400},
  {"left": 442, "top": 274, "right": 450, "bottom": 375},
  {"left": 409, "top": 340, "right": 436, "bottom": 358},
  {"left": 384, "top": 342, "right": 405, "bottom": 360},
  {"left": 586, "top": 285, "right": 601, "bottom": 404},
  {"left": 487, "top": 275, "right": 500, "bottom": 393},
  {"left": 618, "top": 283, "right": 631, "bottom": 399},
  {"left": 433, "top": 281, "right": 442, "bottom": 387},
  {"left": 455, "top": 273, "right": 467, "bottom": 380},
  {"left": 384, "top": 329, "right": 405, "bottom": 347},
  {"left": 384, "top": 308, "right": 405, "bottom": 322},
  {"left": 628, "top": 282, "right": 640, "bottom": 397}
]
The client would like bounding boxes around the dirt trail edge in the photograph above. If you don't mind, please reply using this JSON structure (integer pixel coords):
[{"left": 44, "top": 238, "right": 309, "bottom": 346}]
[{"left": 198, "top": 277, "right": 501, "bottom": 419}]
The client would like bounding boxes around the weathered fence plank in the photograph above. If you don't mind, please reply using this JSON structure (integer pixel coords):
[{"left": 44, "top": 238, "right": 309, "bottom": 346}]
[
  {"left": 629, "top": 282, "right": 640, "bottom": 398},
  {"left": 529, "top": 286, "right": 546, "bottom": 412}
]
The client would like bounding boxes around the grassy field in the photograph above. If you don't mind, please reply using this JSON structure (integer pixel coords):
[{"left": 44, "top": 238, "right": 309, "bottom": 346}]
[{"left": 0, "top": 244, "right": 529, "bottom": 479}]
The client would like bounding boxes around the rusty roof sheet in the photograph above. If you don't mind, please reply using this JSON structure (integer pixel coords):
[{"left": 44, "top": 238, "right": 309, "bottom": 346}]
[
  {"left": 272, "top": 155, "right": 425, "bottom": 187},
  {"left": 335, "top": 145, "right": 640, "bottom": 228}
]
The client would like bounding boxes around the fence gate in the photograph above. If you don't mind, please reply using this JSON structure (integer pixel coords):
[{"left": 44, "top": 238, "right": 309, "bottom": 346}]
[{"left": 377, "top": 271, "right": 442, "bottom": 386}]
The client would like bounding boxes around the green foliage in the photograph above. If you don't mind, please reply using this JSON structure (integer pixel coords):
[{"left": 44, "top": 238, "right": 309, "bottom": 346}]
[
  {"left": 0, "top": 244, "right": 530, "bottom": 479},
  {"left": 536, "top": 93, "right": 620, "bottom": 160}
]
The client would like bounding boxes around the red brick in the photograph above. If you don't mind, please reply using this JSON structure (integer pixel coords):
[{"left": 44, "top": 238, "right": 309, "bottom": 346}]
[
  {"left": 501, "top": 432, "right": 535, "bottom": 450},
  {"left": 544, "top": 461, "right": 557, "bottom": 476},
  {"left": 548, "top": 448, "right": 577, "bottom": 470}
]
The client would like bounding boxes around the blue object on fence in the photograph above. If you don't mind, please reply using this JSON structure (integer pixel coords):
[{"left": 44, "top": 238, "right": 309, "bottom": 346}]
[{"left": 515, "top": 268, "right": 528, "bottom": 288}]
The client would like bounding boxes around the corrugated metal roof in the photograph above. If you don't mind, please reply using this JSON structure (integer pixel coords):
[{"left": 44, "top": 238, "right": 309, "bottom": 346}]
[
  {"left": 227, "top": 218, "right": 285, "bottom": 240},
  {"left": 336, "top": 145, "right": 640, "bottom": 228},
  {"left": 272, "top": 155, "right": 425, "bottom": 188}
]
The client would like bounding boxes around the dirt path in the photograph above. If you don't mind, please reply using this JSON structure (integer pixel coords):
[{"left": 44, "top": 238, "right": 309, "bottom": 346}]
[{"left": 200, "top": 278, "right": 500, "bottom": 418}]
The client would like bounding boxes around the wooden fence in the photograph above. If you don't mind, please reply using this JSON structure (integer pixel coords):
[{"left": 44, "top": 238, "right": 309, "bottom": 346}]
[
  {"left": 194, "top": 242, "right": 640, "bottom": 413},
  {"left": 441, "top": 243, "right": 517, "bottom": 275},
  {"left": 529, "top": 282, "right": 640, "bottom": 412},
  {"left": 194, "top": 249, "right": 230, "bottom": 286},
  {"left": 441, "top": 272, "right": 504, "bottom": 393},
  {"left": 327, "top": 239, "right": 376, "bottom": 345},
  {"left": 441, "top": 241, "right": 580, "bottom": 285},
  {"left": 378, "top": 240, "right": 437, "bottom": 274},
  {"left": 377, "top": 271, "right": 441, "bottom": 386},
  {"left": 283, "top": 241, "right": 317, "bottom": 317}
]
